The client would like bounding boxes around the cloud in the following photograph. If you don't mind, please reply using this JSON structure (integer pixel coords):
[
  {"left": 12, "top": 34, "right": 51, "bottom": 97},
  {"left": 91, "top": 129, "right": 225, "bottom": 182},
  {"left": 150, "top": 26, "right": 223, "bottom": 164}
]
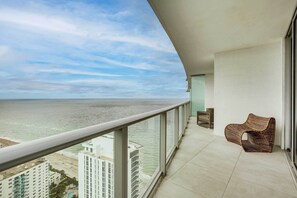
[
  {"left": 66, "top": 78, "right": 139, "bottom": 88},
  {"left": 93, "top": 56, "right": 158, "bottom": 70},
  {"left": 0, "top": 71, "right": 10, "bottom": 77},
  {"left": 0, "top": 6, "right": 174, "bottom": 53},
  {"left": 0, "top": 8, "right": 86, "bottom": 36},
  {"left": 39, "top": 68, "right": 121, "bottom": 77},
  {"left": 0, "top": 45, "right": 25, "bottom": 67},
  {"left": 0, "top": 79, "right": 76, "bottom": 92},
  {"left": 0, "top": 0, "right": 187, "bottom": 99}
]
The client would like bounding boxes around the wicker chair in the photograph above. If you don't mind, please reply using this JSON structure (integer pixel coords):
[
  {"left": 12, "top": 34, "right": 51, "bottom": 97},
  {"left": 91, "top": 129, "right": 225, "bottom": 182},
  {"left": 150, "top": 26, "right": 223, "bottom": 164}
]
[
  {"left": 224, "top": 113, "right": 275, "bottom": 152},
  {"left": 197, "top": 108, "right": 214, "bottom": 129}
]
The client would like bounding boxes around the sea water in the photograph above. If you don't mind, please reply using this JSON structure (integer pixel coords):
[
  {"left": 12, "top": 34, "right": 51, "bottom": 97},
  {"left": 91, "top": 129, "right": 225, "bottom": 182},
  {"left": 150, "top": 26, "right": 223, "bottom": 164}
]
[{"left": 0, "top": 99, "right": 182, "bottom": 176}]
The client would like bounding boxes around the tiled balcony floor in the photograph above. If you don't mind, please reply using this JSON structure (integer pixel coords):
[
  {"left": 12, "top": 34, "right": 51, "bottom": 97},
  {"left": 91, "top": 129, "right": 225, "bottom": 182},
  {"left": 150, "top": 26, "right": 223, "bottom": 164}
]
[{"left": 153, "top": 117, "right": 297, "bottom": 198}]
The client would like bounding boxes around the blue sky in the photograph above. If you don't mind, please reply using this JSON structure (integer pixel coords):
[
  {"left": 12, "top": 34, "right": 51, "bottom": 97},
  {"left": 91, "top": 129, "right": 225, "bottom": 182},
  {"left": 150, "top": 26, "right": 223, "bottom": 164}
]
[{"left": 0, "top": 0, "right": 188, "bottom": 99}]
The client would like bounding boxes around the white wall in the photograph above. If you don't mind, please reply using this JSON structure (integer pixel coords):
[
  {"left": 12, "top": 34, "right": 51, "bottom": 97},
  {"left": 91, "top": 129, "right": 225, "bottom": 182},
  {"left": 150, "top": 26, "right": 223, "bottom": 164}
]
[
  {"left": 205, "top": 74, "right": 214, "bottom": 108},
  {"left": 214, "top": 41, "right": 283, "bottom": 146}
]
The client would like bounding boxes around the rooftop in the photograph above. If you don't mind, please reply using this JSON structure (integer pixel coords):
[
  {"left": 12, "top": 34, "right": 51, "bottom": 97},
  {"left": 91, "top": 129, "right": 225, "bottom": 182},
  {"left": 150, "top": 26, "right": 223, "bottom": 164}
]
[
  {"left": 0, "top": 158, "right": 47, "bottom": 180},
  {"left": 0, "top": 138, "right": 47, "bottom": 180},
  {"left": 154, "top": 117, "right": 297, "bottom": 198}
]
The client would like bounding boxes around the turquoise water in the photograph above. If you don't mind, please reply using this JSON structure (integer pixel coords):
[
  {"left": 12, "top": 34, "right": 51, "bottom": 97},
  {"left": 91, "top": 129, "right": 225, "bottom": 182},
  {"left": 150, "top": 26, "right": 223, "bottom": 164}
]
[{"left": 67, "top": 192, "right": 74, "bottom": 198}]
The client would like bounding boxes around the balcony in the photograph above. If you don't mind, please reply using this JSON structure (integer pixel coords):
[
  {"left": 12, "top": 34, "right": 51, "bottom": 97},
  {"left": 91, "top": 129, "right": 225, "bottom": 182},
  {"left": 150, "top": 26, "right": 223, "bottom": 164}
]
[
  {"left": 0, "top": 101, "right": 191, "bottom": 198},
  {"left": 154, "top": 118, "right": 297, "bottom": 198},
  {"left": 147, "top": 1, "right": 297, "bottom": 197},
  {"left": 1, "top": 1, "right": 297, "bottom": 197},
  {"left": 1, "top": 103, "right": 297, "bottom": 198}
]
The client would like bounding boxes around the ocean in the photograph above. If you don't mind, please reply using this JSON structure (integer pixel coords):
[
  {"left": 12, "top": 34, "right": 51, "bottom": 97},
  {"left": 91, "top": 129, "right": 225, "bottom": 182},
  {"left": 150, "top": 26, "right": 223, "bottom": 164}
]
[{"left": 0, "top": 99, "right": 182, "bottom": 177}]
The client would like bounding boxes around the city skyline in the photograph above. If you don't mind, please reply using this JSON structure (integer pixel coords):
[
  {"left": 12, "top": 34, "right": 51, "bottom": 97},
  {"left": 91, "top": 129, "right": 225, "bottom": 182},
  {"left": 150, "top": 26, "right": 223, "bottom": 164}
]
[{"left": 0, "top": 0, "right": 188, "bottom": 99}]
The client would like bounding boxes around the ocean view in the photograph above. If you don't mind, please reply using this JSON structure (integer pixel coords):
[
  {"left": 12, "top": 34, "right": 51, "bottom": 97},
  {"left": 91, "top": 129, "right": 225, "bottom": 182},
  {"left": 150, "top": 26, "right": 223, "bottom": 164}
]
[
  {"left": 0, "top": 0, "right": 189, "bottom": 196},
  {"left": 0, "top": 99, "right": 181, "bottom": 141},
  {"left": 1, "top": 0, "right": 296, "bottom": 197},
  {"left": 0, "top": 99, "right": 181, "bottom": 182}
]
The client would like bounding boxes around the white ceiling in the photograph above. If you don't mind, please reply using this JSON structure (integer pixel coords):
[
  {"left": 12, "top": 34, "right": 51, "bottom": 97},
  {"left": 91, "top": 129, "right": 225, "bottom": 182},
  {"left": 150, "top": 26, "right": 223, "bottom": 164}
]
[{"left": 149, "top": 0, "right": 297, "bottom": 78}]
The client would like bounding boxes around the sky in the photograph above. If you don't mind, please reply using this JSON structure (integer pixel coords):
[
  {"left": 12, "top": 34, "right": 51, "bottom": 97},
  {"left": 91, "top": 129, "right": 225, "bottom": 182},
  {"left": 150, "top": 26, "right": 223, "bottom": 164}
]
[{"left": 0, "top": 0, "right": 188, "bottom": 99}]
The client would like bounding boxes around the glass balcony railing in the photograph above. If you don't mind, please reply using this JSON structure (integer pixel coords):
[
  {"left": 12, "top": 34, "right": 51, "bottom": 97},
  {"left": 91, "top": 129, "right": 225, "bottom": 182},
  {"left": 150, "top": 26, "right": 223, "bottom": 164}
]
[
  {"left": 128, "top": 115, "right": 160, "bottom": 197},
  {"left": 0, "top": 101, "right": 190, "bottom": 198},
  {"left": 166, "top": 110, "right": 175, "bottom": 159}
]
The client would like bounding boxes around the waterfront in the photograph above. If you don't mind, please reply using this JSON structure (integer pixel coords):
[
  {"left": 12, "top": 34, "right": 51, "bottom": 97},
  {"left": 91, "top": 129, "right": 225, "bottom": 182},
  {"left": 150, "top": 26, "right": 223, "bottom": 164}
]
[{"left": 0, "top": 99, "right": 182, "bottom": 193}]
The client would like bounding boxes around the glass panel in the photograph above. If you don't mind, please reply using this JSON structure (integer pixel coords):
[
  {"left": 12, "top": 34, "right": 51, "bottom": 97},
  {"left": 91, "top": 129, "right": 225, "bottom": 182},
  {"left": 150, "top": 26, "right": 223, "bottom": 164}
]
[
  {"left": 128, "top": 116, "right": 160, "bottom": 197},
  {"left": 285, "top": 34, "right": 292, "bottom": 157},
  {"left": 179, "top": 106, "right": 183, "bottom": 137},
  {"left": 166, "top": 110, "right": 175, "bottom": 158},
  {"left": 0, "top": 133, "right": 115, "bottom": 198},
  {"left": 191, "top": 75, "right": 205, "bottom": 115},
  {"left": 292, "top": 18, "right": 297, "bottom": 165}
]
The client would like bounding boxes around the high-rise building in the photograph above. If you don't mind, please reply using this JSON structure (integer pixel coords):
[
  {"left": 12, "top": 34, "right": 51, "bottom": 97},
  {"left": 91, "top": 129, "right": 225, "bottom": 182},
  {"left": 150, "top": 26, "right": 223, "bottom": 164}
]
[
  {"left": 0, "top": 159, "right": 50, "bottom": 198},
  {"left": 78, "top": 135, "right": 141, "bottom": 198},
  {"left": 0, "top": 139, "right": 50, "bottom": 198}
]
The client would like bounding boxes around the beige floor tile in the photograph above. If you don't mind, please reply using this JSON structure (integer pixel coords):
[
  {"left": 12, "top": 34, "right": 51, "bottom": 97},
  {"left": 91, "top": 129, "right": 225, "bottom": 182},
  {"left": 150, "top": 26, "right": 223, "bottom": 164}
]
[
  {"left": 236, "top": 153, "right": 289, "bottom": 176},
  {"left": 153, "top": 180, "right": 202, "bottom": 198},
  {"left": 190, "top": 149, "right": 238, "bottom": 175},
  {"left": 205, "top": 138, "right": 242, "bottom": 157},
  {"left": 223, "top": 177, "right": 297, "bottom": 198},
  {"left": 170, "top": 163, "right": 230, "bottom": 198},
  {"left": 231, "top": 160, "right": 297, "bottom": 196},
  {"left": 239, "top": 147, "right": 287, "bottom": 167},
  {"left": 165, "top": 158, "right": 187, "bottom": 179},
  {"left": 154, "top": 117, "right": 297, "bottom": 198},
  {"left": 173, "top": 140, "right": 210, "bottom": 162}
]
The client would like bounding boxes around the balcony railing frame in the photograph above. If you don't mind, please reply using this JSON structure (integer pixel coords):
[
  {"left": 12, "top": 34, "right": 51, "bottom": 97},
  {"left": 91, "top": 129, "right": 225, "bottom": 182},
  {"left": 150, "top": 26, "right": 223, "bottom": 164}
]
[{"left": 0, "top": 100, "right": 190, "bottom": 198}]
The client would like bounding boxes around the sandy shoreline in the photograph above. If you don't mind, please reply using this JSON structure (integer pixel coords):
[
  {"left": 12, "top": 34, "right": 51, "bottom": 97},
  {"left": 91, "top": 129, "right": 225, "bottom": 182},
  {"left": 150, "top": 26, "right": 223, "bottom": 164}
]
[
  {"left": 0, "top": 137, "right": 78, "bottom": 178},
  {"left": 45, "top": 153, "right": 78, "bottom": 179}
]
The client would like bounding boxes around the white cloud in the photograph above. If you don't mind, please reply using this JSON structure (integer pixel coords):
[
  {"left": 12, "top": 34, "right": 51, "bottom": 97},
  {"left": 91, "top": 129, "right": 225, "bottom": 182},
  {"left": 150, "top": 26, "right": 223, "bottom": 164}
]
[
  {"left": 0, "top": 45, "right": 25, "bottom": 67},
  {"left": 1, "top": 79, "right": 75, "bottom": 91},
  {"left": 93, "top": 56, "right": 158, "bottom": 70},
  {"left": 66, "top": 78, "right": 139, "bottom": 89},
  {"left": 40, "top": 68, "right": 120, "bottom": 77},
  {"left": 0, "top": 6, "right": 175, "bottom": 53},
  {"left": 0, "top": 45, "right": 10, "bottom": 56},
  {"left": 0, "top": 8, "right": 87, "bottom": 36},
  {"left": 0, "top": 1, "right": 187, "bottom": 99}
]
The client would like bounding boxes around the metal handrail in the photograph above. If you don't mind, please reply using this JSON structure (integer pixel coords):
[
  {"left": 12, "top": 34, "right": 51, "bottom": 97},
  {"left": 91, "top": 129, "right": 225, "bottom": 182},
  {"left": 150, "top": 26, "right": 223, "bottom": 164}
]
[{"left": 0, "top": 100, "right": 189, "bottom": 172}]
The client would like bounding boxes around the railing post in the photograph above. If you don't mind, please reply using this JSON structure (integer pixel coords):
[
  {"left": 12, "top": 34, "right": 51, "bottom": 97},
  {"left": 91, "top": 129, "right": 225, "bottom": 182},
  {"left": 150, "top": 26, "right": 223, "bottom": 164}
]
[
  {"left": 160, "top": 113, "right": 167, "bottom": 175},
  {"left": 175, "top": 107, "right": 179, "bottom": 148},
  {"left": 183, "top": 104, "right": 187, "bottom": 131},
  {"left": 114, "top": 127, "right": 128, "bottom": 198}
]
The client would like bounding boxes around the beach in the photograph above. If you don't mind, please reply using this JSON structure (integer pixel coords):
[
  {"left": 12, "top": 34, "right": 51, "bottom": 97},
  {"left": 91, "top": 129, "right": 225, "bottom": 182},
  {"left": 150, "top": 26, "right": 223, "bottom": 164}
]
[{"left": 46, "top": 153, "right": 78, "bottom": 178}]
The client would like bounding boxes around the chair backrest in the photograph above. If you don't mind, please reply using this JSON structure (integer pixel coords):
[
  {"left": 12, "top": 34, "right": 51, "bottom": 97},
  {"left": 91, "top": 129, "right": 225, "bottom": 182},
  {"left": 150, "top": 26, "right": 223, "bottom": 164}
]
[
  {"left": 245, "top": 113, "right": 274, "bottom": 131},
  {"left": 206, "top": 108, "right": 214, "bottom": 114},
  {"left": 206, "top": 108, "right": 214, "bottom": 120}
]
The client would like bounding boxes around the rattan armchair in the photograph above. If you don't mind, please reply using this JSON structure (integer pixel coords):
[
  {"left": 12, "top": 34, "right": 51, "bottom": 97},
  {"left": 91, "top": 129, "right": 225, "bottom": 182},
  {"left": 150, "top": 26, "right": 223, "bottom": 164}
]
[
  {"left": 197, "top": 108, "right": 214, "bottom": 129},
  {"left": 224, "top": 113, "right": 275, "bottom": 152}
]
